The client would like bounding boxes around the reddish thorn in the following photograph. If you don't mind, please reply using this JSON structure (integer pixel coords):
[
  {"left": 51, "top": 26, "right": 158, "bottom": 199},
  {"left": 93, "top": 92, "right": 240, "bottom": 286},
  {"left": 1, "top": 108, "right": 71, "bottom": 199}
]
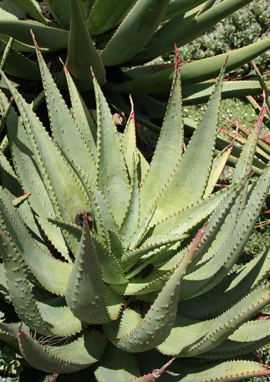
[
  {"left": 83, "top": 212, "right": 90, "bottom": 225},
  {"left": 90, "top": 66, "right": 96, "bottom": 81},
  {"left": 48, "top": 374, "right": 58, "bottom": 382},
  {"left": 128, "top": 94, "right": 135, "bottom": 121},
  {"left": 226, "top": 140, "right": 234, "bottom": 150},
  {"left": 188, "top": 227, "right": 204, "bottom": 255},
  {"left": 141, "top": 357, "right": 176, "bottom": 380},
  {"left": 30, "top": 29, "right": 38, "bottom": 50},
  {"left": 254, "top": 94, "right": 267, "bottom": 134},
  {"left": 216, "top": 184, "right": 228, "bottom": 189},
  {"left": 261, "top": 132, "right": 270, "bottom": 143},
  {"left": 158, "top": 357, "right": 175, "bottom": 374},
  {"left": 221, "top": 54, "right": 229, "bottom": 73},
  {"left": 264, "top": 209, "right": 270, "bottom": 214},
  {"left": 261, "top": 364, "right": 270, "bottom": 374},
  {"left": 174, "top": 43, "right": 179, "bottom": 71},
  {"left": 24, "top": 192, "right": 31, "bottom": 199},
  {"left": 17, "top": 326, "right": 26, "bottom": 343},
  {"left": 59, "top": 57, "right": 69, "bottom": 73},
  {"left": 256, "top": 312, "right": 270, "bottom": 320}
]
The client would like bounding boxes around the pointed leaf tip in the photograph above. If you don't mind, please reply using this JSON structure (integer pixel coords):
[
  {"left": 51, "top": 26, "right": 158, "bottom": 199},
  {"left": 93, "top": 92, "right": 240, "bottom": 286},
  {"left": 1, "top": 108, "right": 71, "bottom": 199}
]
[
  {"left": 30, "top": 29, "right": 38, "bottom": 49},
  {"left": 59, "top": 57, "right": 69, "bottom": 74},
  {"left": 188, "top": 226, "right": 205, "bottom": 255},
  {"left": 129, "top": 94, "right": 135, "bottom": 121},
  {"left": 174, "top": 43, "right": 179, "bottom": 71},
  {"left": 17, "top": 327, "right": 26, "bottom": 343},
  {"left": 90, "top": 66, "right": 96, "bottom": 81},
  {"left": 224, "top": 53, "right": 229, "bottom": 67},
  {"left": 136, "top": 357, "right": 176, "bottom": 381},
  {"left": 254, "top": 97, "right": 267, "bottom": 134}
]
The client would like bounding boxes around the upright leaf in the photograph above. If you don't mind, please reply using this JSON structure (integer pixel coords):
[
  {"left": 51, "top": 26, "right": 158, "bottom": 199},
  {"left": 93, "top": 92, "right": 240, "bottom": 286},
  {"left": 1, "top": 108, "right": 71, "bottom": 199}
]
[
  {"left": 132, "top": 0, "right": 255, "bottom": 63},
  {"left": 87, "top": 0, "right": 136, "bottom": 35},
  {"left": 94, "top": 76, "right": 130, "bottom": 225},
  {"left": 65, "top": 220, "right": 111, "bottom": 324},
  {"left": 0, "top": 232, "right": 51, "bottom": 335},
  {"left": 102, "top": 0, "right": 170, "bottom": 65},
  {"left": 2, "top": 72, "right": 89, "bottom": 224},
  {"left": 11, "top": 0, "right": 46, "bottom": 23},
  {"left": 140, "top": 63, "right": 184, "bottom": 218},
  {"left": 18, "top": 329, "right": 106, "bottom": 374},
  {"left": 66, "top": 0, "right": 105, "bottom": 90},
  {"left": 32, "top": 33, "right": 96, "bottom": 183},
  {"left": 154, "top": 67, "right": 224, "bottom": 221}
]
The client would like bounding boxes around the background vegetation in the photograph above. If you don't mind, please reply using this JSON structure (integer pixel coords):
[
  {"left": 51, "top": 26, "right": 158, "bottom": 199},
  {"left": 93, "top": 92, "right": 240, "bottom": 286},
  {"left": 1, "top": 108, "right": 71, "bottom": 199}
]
[{"left": 178, "top": 0, "right": 270, "bottom": 78}]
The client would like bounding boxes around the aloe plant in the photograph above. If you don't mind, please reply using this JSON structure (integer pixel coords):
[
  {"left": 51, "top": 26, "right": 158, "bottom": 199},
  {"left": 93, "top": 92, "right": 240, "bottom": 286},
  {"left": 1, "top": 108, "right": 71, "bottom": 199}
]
[
  {"left": 0, "top": 41, "right": 270, "bottom": 382},
  {"left": 0, "top": 0, "right": 269, "bottom": 106}
]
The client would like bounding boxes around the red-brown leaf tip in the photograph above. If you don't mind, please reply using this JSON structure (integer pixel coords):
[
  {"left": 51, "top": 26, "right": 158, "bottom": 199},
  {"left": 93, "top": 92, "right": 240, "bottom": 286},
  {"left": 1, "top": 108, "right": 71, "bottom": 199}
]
[
  {"left": 174, "top": 43, "right": 179, "bottom": 71},
  {"left": 59, "top": 57, "right": 69, "bottom": 73}
]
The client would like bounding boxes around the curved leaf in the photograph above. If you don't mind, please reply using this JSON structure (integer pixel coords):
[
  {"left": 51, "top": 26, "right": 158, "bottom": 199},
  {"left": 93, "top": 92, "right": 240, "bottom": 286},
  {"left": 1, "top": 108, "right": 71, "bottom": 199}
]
[
  {"left": 112, "top": 37, "right": 270, "bottom": 94},
  {"left": 66, "top": 0, "right": 105, "bottom": 90},
  {"left": 65, "top": 221, "right": 111, "bottom": 324},
  {"left": 133, "top": 0, "right": 254, "bottom": 63},
  {"left": 87, "top": 0, "right": 136, "bottom": 35},
  {"left": 0, "top": 17, "right": 67, "bottom": 49},
  {"left": 18, "top": 329, "right": 106, "bottom": 374},
  {"left": 101, "top": 0, "right": 170, "bottom": 65}
]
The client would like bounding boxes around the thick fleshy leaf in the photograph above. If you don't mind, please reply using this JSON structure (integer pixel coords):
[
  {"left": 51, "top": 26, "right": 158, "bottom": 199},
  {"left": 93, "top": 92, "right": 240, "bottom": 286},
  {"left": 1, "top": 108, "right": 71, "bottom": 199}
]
[
  {"left": 64, "top": 67, "right": 97, "bottom": 156},
  {"left": 180, "top": 162, "right": 270, "bottom": 300},
  {"left": 153, "top": 67, "right": 224, "bottom": 221},
  {"left": 11, "top": 0, "right": 46, "bottom": 23},
  {"left": 2, "top": 72, "right": 89, "bottom": 224},
  {"left": 232, "top": 101, "right": 266, "bottom": 183},
  {"left": 102, "top": 0, "right": 170, "bottom": 65},
  {"left": 188, "top": 283, "right": 270, "bottom": 356},
  {"left": 0, "top": 89, "right": 70, "bottom": 260},
  {"left": 178, "top": 193, "right": 243, "bottom": 299},
  {"left": 65, "top": 221, "right": 111, "bottom": 324},
  {"left": 94, "top": 75, "right": 130, "bottom": 225},
  {"left": 35, "top": 297, "right": 83, "bottom": 337},
  {"left": 165, "top": 0, "right": 206, "bottom": 20},
  {"left": 150, "top": 184, "right": 232, "bottom": 238},
  {"left": 106, "top": 243, "right": 199, "bottom": 352},
  {"left": 204, "top": 143, "right": 233, "bottom": 197},
  {"left": 121, "top": 108, "right": 137, "bottom": 178},
  {"left": 0, "top": 322, "right": 20, "bottom": 350},
  {"left": 0, "top": 186, "right": 71, "bottom": 296},
  {"left": 94, "top": 236, "right": 127, "bottom": 285},
  {"left": 94, "top": 343, "right": 140, "bottom": 382},
  {"left": 0, "top": 7, "right": 68, "bottom": 49},
  {"left": 140, "top": 64, "right": 184, "bottom": 219},
  {"left": 87, "top": 0, "right": 136, "bottom": 35},
  {"left": 0, "top": 231, "right": 52, "bottom": 336},
  {"left": 180, "top": 247, "right": 270, "bottom": 320},
  {"left": 198, "top": 0, "right": 218, "bottom": 15},
  {"left": 0, "top": 38, "right": 40, "bottom": 80},
  {"left": 0, "top": 145, "right": 21, "bottom": 198},
  {"left": 132, "top": 0, "right": 255, "bottom": 63},
  {"left": 32, "top": 34, "right": 96, "bottom": 183},
  {"left": 120, "top": 162, "right": 140, "bottom": 244},
  {"left": 163, "top": 359, "right": 270, "bottom": 382},
  {"left": 66, "top": 0, "right": 105, "bottom": 90},
  {"left": 159, "top": 282, "right": 270, "bottom": 357},
  {"left": 201, "top": 319, "right": 270, "bottom": 359},
  {"left": 113, "top": 37, "right": 270, "bottom": 95},
  {"left": 43, "top": 0, "right": 71, "bottom": 27},
  {"left": 18, "top": 329, "right": 107, "bottom": 374}
]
